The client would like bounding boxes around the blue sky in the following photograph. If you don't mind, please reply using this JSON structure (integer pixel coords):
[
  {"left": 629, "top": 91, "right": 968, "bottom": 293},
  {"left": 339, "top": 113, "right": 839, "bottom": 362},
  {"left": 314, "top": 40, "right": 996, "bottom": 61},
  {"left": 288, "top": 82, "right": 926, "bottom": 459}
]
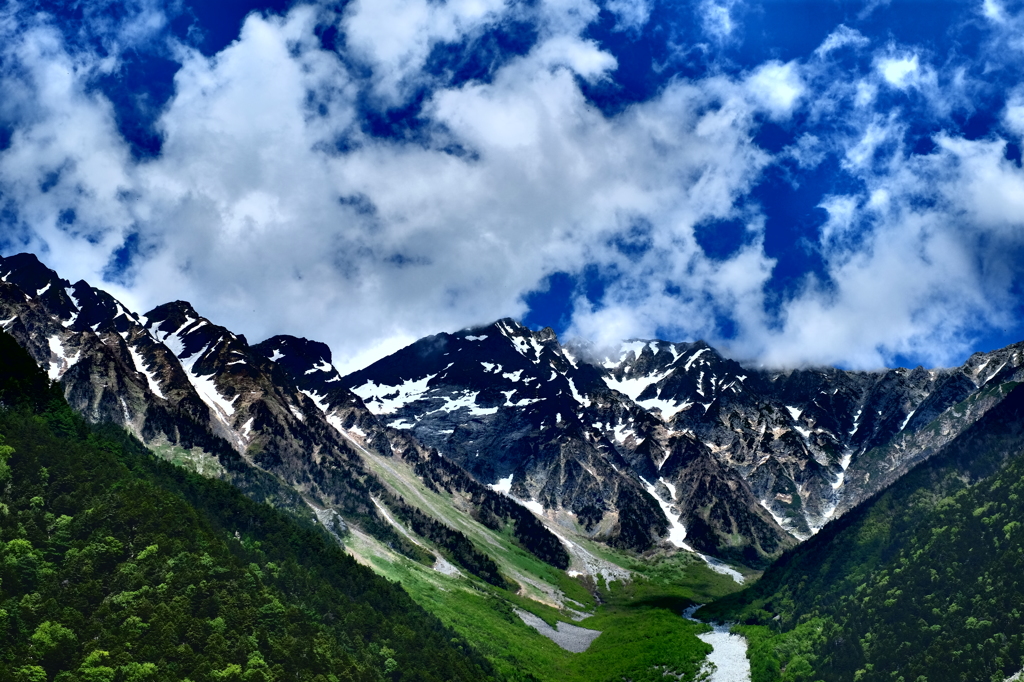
[{"left": 1, "top": 0, "right": 1023, "bottom": 373}]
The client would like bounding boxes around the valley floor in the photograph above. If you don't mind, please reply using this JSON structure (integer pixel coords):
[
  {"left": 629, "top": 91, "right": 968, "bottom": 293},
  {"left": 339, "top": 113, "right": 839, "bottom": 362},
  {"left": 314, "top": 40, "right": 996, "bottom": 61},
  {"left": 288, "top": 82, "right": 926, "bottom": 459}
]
[
  {"left": 338, "top": 426, "right": 753, "bottom": 681},
  {"left": 348, "top": 523, "right": 749, "bottom": 681}
]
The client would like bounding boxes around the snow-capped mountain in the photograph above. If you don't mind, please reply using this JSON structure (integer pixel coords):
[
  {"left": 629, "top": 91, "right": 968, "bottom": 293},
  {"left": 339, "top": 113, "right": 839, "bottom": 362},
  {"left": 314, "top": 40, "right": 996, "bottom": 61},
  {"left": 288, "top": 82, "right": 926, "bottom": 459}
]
[
  {"left": 338, "top": 316, "right": 1024, "bottom": 559},
  {"left": 0, "top": 254, "right": 374, "bottom": 530},
  {"left": 338, "top": 319, "right": 793, "bottom": 563},
  {"left": 3, "top": 251, "right": 1023, "bottom": 572},
  {"left": 0, "top": 253, "right": 571, "bottom": 578}
]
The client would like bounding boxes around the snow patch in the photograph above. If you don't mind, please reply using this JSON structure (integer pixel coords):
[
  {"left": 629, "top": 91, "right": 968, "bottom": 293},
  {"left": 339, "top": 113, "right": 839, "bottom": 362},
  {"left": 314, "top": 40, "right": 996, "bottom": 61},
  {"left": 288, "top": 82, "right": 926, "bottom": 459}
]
[
  {"left": 156, "top": 317, "right": 194, "bottom": 357},
  {"left": 351, "top": 374, "right": 436, "bottom": 414},
  {"left": 301, "top": 389, "right": 330, "bottom": 413},
  {"left": 304, "top": 359, "right": 332, "bottom": 374},
  {"left": 640, "top": 476, "right": 690, "bottom": 549},
  {"left": 46, "top": 334, "right": 80, "bottom": 381},
  {"left": 36, "top": 283, "right": 51, "bottom": 296},
  {"left": 489, "top": 474, "right": 513, "bottom": 494},
  {"left": 520, "top": 499, "right": 545, "bottom": 515},
  {"left": 178, "top": 343, "right": 239, "bottom": 422},
  {"left": 465, "top": 335, "right": 488, "bottom": 341},
  {"left": 431, "top": 390, "right": 499, "bottom": 416},
  {"left": 612, "top": 423, "right": 637, "bottom": 443},
  {"left": 567, "top": 377, "right": 591, "bottom": 407},
  {"left": 268, "top": 349, "right": 284, "bottom": 362},
  {"left": 127, "top": 345, "right": 166, "bottom": 399},
  {"left": 189, "top": 372, "right": 238, "bottom": 420},
  {"left": 684, "top": 347, "right": 709, "bottom": 371},
  {"left": 501, "top": 390, "right": 542, "bottom": 407},
  {"left": 602, "top": 369, "right": 671, "bottom": 401},
  {"left": 240, "top": 418, "right": 255, "bottom": 440},
  {"left": 899, "top": 409, "right": 916, "bottom": 431},
  {"left": 502, "top": 369, "right": 524, "bottom": 382},
  {"left": 637, "top": 396, "right": 693, "bottom": 420},
  {"left": 849, "top": 408, "right": 863, "bottom": 435},
  {"left": 786, "top": 406, "right": 803, "bottom": 420}
]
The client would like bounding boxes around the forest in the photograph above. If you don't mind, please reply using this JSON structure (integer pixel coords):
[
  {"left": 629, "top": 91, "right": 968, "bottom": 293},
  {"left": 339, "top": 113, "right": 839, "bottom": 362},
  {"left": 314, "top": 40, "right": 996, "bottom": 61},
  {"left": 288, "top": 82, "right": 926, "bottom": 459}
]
[
  {"left": 0, "top": 331, "right": 499, "bottom": 681},
  {"left": 704, "top": 381, "right": 1024, "bottom": 682}
]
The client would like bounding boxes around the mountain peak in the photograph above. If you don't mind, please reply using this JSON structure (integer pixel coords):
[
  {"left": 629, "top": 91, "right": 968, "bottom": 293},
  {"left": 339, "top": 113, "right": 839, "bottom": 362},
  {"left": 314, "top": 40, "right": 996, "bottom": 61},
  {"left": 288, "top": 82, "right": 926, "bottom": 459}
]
[
  {"left": 256, "top": 335, "right": 333, "bottom": 365},
  {"left": 0, "top": 252, "right": 61, "bottom": 287},
  {"left": 146, "top": 300, "right": 203, "bottom": 325}
]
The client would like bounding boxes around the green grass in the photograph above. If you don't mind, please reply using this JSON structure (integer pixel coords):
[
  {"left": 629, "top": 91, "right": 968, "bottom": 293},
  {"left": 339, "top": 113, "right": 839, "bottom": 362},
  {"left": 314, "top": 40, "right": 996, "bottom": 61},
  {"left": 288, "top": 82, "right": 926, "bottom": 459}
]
[
  {"left": 347, "top": 509, "right": 746, "bottom": 681},
  {"left": 149, "top": 442, "right": 226, "bottom": 478},
  {"left": 341, "top": 436, "right": 753, "bottom": 681}
]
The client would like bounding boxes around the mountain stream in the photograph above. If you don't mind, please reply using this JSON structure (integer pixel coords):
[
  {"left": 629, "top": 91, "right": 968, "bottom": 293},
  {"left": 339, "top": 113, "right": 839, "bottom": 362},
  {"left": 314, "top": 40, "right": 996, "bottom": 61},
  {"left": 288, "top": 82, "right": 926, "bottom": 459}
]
[{"left": 683, "top": 605, "right": 751, "bottom": 682}]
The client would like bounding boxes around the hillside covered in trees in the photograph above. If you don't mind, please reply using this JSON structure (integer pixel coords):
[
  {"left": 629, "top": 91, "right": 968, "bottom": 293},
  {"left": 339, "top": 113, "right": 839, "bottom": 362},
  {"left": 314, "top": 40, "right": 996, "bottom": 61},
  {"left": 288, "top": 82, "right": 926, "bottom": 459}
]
[
  {"left": 705, "top": 381, "right": 1024, "bottom": 682},
  {"left": 0, "top": 330, "right": 500, "bottom": 682}
]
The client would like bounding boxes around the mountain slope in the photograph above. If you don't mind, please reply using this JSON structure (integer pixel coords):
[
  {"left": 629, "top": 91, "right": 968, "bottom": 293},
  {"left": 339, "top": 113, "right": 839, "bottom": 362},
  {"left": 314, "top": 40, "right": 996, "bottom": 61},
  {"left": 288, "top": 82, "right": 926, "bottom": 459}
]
[
  {"left": 5, "top": 250, "right": 1024, "bottom": 594},
  {"left": 339, "top": 319, "right": 792, "bottom": 564},
  {"left": 339, "top": 315, "right": 1024, "bottom": 569},
  {"left": 703, "top": 378, "right": 1024, "bottom": 681},
  {"left": 0, "top": 329, "right": 500, "bottom": 682},
  {"left": 0, "top": 254, "right": 524, "bottom": 588}
]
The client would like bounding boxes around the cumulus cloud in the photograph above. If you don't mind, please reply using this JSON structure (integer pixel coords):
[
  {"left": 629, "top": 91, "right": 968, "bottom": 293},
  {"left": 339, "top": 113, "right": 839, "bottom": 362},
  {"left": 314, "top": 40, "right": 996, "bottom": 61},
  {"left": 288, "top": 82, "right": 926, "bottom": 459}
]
[
  {"left": 743, "top": 60, "right": 805, "bottom": 120},
  {"left": 698, "top": 0, "right": 740, "bottom": 42},
  {"left": 2, "top": 0, "right": 1024, "bottom": 374},
  {"left": 0, "top": 1, "right": 784, "bottom": 373},
  {"left": 605, "top": 0, "right": 651, "bottom": 32},
  {"left": 760, "top": 140, "right": 1024, "bottom": 369},
  {"left": 342, "top": 0, "right": 508, "bottom": 103},
  {"left": 0, "top": 9, "right": 138, "bottom": 291}
]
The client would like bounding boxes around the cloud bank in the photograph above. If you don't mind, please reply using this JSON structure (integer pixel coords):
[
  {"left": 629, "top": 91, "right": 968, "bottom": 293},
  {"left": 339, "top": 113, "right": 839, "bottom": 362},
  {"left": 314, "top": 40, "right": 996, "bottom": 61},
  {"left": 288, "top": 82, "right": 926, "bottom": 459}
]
[{"left": 1, "top": 0, "right": 1023, "bottom": 373}]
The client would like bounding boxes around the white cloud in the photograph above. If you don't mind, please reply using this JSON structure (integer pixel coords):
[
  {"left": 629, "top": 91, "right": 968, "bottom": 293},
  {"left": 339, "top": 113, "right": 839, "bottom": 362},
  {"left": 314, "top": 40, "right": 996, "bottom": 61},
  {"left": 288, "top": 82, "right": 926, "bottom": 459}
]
[
  {"left": 877, "top": 52, "right": 919, "bottom": 88},
  {"left": 817, "top": 195, "right": 860, "bottom": 247},
  {"left": 747, "top": 122, "right": 1024, "bottom": 370},
  {"left": 0, "top": 12, "right": 138, "bottom": 290},
  {"left": 342, "top": 0, "right": 509, "bottom": 102},
  {"left": 0, "top": 3, "right": 785, "bottom": 374},
  {"left": 531, "top": 35, "right": 618, "bottom": 81},
  {"left": 785, "top": 133, "right": 827, "bottom": 169},
  {"left": 744, "top": 60, "right": 805, "bottom": 120},
  {"left": 605, "top": 0, "right": 651, "bottom": 32},
  {"left": 1006, "top": 87, "right": 1024, "bottom": 137},
  {"left": 699, "top": 0, "right": 739, "bottom": 42},
  {"left": 3, "top": 1, "right": 1024, "bottom": 376},
  {"left": 982, "top": 0, "right": 1008, "bottom": 24},
  {"left": 814, "top": 25, "right": 870, "bottom": 58}
]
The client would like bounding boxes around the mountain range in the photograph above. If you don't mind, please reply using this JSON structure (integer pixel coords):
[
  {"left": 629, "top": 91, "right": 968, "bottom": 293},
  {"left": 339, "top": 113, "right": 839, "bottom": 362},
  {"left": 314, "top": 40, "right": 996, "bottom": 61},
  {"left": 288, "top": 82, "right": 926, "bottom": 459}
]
[
  {"left": 2, "top": 251, "right": 1022, "bottom": 573},
  {"left": 6, "top": 251, "right": 1024, "bottom": 680}
]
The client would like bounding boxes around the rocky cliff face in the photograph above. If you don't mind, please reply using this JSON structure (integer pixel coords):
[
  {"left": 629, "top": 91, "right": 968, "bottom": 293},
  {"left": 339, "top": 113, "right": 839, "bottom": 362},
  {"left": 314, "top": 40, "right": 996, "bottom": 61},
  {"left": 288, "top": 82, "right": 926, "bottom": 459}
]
[
  {"left": 0, "top": 254, "right": 379, "bottom": 523},
  {"left": 337, "top": 318, "right": 1024, "bottom": 563},
  {"left": 337, "top": 319, "right": 793, "bottom": 563}
]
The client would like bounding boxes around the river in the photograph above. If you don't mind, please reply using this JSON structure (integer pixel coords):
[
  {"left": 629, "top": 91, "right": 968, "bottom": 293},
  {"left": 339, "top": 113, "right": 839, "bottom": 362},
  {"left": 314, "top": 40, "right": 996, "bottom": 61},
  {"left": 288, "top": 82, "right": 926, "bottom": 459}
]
[{"left": 683, "top": 605, "right": 751, "bottom": 682}]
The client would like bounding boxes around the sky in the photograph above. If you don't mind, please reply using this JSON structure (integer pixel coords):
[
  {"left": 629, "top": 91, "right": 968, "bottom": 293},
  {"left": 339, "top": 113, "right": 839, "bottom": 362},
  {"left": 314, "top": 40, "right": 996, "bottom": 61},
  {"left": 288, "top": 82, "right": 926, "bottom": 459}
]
[{"left": 1, "top": 0, "right": 1024, "bottom": 374}]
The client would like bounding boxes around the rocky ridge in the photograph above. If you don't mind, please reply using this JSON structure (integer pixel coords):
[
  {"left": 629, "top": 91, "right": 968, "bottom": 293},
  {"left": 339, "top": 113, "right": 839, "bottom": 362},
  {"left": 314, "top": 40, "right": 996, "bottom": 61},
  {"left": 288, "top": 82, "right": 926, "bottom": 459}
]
[
  {"left": 0, "top": 253, "right": 571, "bottom": 583},
  {"left": 3, "top": 251, "right": 1023, "bottom": 570},
  {"left": 337, "top": 318, "right": 1024, "bottom": 563}
]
